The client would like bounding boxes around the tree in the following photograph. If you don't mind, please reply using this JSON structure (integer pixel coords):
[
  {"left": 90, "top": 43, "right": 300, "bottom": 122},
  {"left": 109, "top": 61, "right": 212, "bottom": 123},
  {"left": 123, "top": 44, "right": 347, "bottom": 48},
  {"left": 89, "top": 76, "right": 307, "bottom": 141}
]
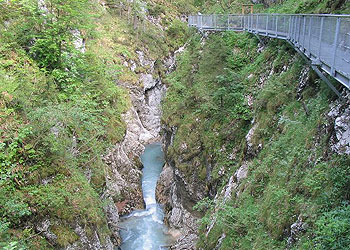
[{"left": 15, "top": 0, "right": 91, "bottom": 88}]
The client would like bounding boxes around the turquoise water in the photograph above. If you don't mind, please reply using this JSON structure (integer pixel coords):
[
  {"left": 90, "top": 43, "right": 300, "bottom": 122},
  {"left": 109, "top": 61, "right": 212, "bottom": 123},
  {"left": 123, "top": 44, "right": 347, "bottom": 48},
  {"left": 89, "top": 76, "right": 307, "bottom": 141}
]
[{"left": 119, "top": 143, "right": 173, "bottom": 250}]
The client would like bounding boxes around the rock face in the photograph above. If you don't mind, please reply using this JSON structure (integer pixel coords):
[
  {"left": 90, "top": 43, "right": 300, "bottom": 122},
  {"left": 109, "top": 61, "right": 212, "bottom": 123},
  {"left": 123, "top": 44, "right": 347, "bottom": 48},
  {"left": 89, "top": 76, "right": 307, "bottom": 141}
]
[
  {"left": 333, "top": 114, "right": 350, "bottom": 154},
  {"left": 101, "top": 22, "right": 185, "bottom": 250},
  {"left": 65, "top": 224, "right": 114, "bottom": 250},
  {"left": 204, "top": 163, "right": 249, "bottom": 244},
  {"left": 245, "top": 121, "right": 262, "bottom": 157},
  {"left": 100, "top": 46, "right": 185, "bottom": 249},
  {"left": 156, "top": 163, "right": 200, "bottom": 249},
  {"left": 156, "top": 128, "right": 203, "bottom": 249},
  {"left": 250, "top": 0, "right": 285, "bottom": 7},
  {"left": 157, "top": 167, "right": 199, "bottom": 250},
  {"left": 221, "top": 163, "right": 249, "bottom": 202},
  {"left": 287, "top": 215, "right": 307, "bottom": 247},
  {"left": 35, "top": 219, "right": 58, "bottom": 245},
  {"left": 104, "top": 49, "right": 166, "bottom": 217},
  {"left": 328, "top": 90, "right": 350, "bottom": 155},
  {"left": 297, "top": 66, "right": 311, "bottom": 100},
  {"left": 35, "top": 216, "right": 116, "bottom": 250}
]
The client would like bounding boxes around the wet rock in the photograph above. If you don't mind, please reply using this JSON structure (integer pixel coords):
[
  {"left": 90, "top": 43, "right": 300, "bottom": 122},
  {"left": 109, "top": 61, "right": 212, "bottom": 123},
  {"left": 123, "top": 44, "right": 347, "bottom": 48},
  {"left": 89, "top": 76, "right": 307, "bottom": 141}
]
[
  {"left": 156, "top": 161, "right": 199, "bottom": 250},
  {"left": 104, "top": 78, "right": 165, "bottom": 213},
  {"left": 156, "top": 163, "right": 174, "bottom": 204},
  {"left": 103, "top": 197, "right": 121, "bottom": 245},
  {"left": 139, "top": 78, "right": 166, "bottom": 136},
  {"left": 168, "top": 194, "right": 199, "bottom": 250}
]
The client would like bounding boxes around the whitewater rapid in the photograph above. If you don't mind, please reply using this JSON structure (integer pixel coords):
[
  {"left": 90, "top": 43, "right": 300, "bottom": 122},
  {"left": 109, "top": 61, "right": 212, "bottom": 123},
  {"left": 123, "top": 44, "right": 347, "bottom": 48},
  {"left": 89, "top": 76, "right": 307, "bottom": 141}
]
[{"left": 119, "top": 143, "right": 173, "bottom": 250}]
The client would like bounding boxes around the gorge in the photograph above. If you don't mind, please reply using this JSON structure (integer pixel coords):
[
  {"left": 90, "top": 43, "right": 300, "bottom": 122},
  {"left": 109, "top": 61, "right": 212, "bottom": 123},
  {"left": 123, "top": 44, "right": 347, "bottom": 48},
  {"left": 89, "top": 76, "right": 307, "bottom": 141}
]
[{"left": 1, "top": 0, "right": 350, "bottom": 250}]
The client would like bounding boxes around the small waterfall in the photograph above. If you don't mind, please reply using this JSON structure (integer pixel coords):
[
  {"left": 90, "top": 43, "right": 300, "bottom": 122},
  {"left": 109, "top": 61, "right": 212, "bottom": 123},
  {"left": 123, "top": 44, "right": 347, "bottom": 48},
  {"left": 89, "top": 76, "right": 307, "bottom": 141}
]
[{"left": 119, "top": 143, "right": 173, "bottom": 250}]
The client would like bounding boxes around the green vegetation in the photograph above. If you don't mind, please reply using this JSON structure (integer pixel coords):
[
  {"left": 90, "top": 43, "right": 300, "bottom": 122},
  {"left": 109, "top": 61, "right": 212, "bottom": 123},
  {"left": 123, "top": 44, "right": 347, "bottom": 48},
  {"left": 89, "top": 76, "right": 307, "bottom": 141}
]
[
  {"left": 1, "top": 0, "right": 349, "bottom": 248},
  {"left": 267, "top": 0, "right": 350, "bottom": 14},
  {"left": 1, "top": 0, "right": 195, "bottom": 247},
  {"left": 163, "top": 0, "right": 350, "bottom": 249},
  {"left": 0, "top": 0, "right": 131, "bottom": 248},
  {"left": 193, "top": 0, "right": 350, "bottom": 14},
  {"left": 163, "top": 31, "right": 254, "bottom": 184}
]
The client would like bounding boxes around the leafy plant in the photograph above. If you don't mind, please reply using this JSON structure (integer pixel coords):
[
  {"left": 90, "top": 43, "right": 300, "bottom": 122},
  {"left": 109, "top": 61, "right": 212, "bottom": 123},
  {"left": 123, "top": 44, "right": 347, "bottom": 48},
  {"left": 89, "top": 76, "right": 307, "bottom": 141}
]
[{"left": 314, "top": 202, "right": 350, "bottom": 249}]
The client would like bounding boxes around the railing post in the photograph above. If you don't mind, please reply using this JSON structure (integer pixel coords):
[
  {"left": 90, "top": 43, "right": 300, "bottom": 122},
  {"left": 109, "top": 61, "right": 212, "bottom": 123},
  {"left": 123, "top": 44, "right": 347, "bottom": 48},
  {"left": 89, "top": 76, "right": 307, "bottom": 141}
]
[
  {"left": 318, "top": 16, "right": 325, "bottom": 61},
  {"left": 293, "top": 16, "right": 297, "bottom": 43},
  {"left": 289, "top": 16, "right": 292, "bottom": 41},
  {"left": 331, "top": 17, "right": 341, "bottom": 76},
  {"left": 302, "top": 16, "right": 306, "bottom": 49},
  {"left": 275, "top": 15, "right": 278, "bottom": 37},
  {"left": 248, "top": 15, "right": 250, "bottom": 31},
  {"left": 256, "top": 15, "right": 259, "bottom": 32},
  {"left": 227, "top": 14, "right": 229, "bottom": 30},
  {"left": 213, "top": 15, "right": 220, "bottom": 29},
  {"left": 294, "top": 16, "right": 298, "bottom": 42},
  {"left": 266, "top": 15, "right": 269, "bottom": 35},
  {"left": 308, "top": 17, "right": 312, "bottom": 56},
  {"left": 296, "top": 16, "right": 301, "bottom": 44},
  {"left": 250, "top": 14, "right": 252, "bottom": 31}
]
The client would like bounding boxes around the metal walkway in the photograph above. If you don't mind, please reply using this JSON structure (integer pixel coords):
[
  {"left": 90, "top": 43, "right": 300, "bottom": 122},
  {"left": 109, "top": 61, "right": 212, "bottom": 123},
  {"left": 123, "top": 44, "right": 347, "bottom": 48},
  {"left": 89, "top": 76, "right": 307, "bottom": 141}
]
[{"left": 188, "top": 14, "right": 350, "bottom": 90}]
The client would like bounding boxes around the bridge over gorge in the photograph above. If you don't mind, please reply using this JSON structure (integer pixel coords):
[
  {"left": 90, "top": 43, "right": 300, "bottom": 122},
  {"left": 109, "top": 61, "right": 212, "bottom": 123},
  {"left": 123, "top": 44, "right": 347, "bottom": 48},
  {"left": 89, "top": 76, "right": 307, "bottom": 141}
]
[{"left": 188, "top": 14, "right": 350, "bottom": 98}]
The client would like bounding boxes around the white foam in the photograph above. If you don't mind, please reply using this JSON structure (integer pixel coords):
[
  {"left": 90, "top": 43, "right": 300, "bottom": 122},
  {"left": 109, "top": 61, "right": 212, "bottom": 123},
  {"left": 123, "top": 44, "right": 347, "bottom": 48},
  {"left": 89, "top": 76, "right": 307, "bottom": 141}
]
[{"left": 119, "top": 143, "right": 172, "bottom": 250}]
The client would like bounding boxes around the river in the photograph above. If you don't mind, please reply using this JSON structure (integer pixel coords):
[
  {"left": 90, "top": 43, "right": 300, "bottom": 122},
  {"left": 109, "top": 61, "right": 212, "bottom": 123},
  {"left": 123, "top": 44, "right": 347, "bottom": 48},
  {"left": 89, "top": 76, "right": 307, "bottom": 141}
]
[{"left": 119, "top": 143, "right": 173, "bottom": 249}]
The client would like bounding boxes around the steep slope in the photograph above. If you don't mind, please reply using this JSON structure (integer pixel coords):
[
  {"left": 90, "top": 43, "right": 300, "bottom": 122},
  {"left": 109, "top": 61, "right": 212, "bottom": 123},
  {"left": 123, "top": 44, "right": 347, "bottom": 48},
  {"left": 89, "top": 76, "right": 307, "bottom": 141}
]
[
  {"left": 0, "top": 0, "right": 193, "bottom": 249},
  {"left": 158, "top": 1, "right": 350, "bottom": 249}
]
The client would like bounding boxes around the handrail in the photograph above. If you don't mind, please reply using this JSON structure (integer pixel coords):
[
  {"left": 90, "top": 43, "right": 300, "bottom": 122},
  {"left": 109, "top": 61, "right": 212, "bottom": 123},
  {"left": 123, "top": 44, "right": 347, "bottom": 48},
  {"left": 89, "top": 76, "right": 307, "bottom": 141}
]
[
  {"left": 188, "top": 14, "right": 350, "bottom": 90},
  {"left": 194, "top": 13, "right": 350, "bottom": 17}
]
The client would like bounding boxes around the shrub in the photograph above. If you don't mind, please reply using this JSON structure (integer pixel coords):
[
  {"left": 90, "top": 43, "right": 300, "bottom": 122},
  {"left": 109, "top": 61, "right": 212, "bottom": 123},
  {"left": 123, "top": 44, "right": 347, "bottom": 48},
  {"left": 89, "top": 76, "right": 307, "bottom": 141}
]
[{"left": 314, "top": 202, "right": 350, "bottom": 249}]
